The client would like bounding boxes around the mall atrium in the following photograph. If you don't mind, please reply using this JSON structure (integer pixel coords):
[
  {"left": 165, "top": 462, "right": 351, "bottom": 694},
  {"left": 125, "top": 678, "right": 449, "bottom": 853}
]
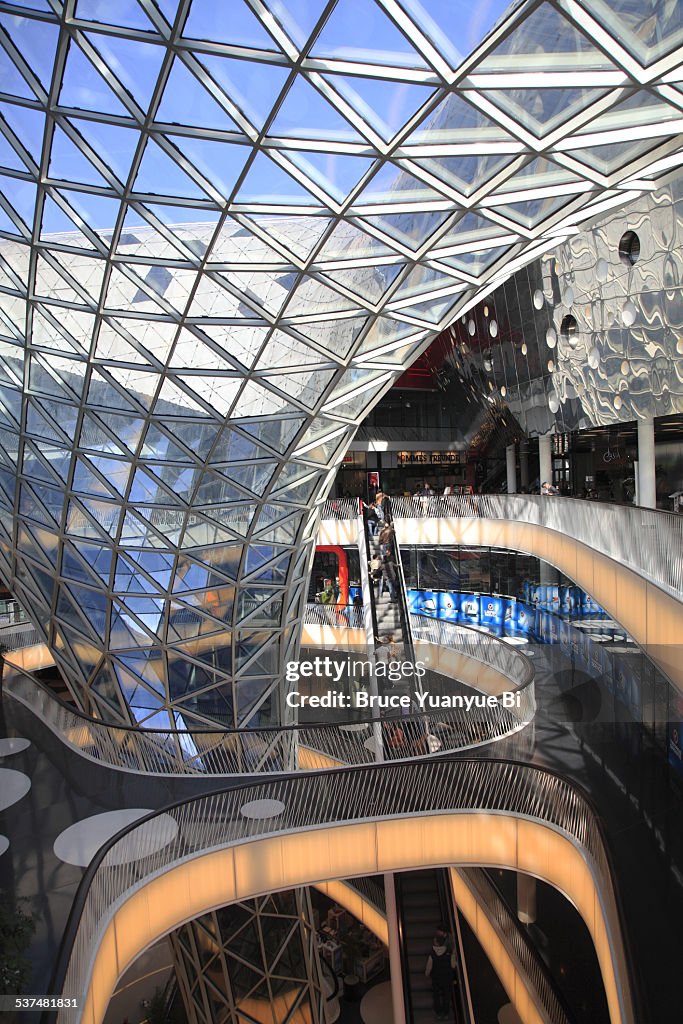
[{"left": 0, "top": 1, "right": 682, "bottom": 1023}]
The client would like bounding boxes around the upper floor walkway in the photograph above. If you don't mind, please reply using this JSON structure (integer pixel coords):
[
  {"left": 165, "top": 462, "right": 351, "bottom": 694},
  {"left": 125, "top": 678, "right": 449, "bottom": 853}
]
[{"left": 319, "top": 495, "right": 683, "bottom": 693}]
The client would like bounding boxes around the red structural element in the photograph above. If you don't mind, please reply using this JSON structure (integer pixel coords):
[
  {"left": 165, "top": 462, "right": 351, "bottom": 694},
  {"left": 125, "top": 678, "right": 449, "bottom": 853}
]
[{"left": 315, "top": 545, "right": 349, "bottom": 606}]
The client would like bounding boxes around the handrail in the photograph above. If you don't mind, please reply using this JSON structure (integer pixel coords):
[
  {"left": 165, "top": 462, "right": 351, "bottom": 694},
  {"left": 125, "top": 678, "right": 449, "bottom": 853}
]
[
  {"left": 320, "top": 497, "right": 360, "bottom": 520},
  {"left": 384, "top": 493, "right": 683, "bottom": 601},
  {"left": 454, "top": 868, "right": 572, "bottom": 1024},
  {"left": 47, "top": 757, "right": 634, "bottom": 1024},
  {"left": 4, "top": 611, "right": 534, "bottom": 775}
]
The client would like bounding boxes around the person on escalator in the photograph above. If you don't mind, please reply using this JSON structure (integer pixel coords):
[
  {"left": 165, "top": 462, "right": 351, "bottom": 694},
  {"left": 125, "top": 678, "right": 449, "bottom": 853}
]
[
  {"left": 380, "top": 551, "right": 398, "bottom": 601},
  {"left": 425, "top": 929, "right": 456, "bottom": 1020}
]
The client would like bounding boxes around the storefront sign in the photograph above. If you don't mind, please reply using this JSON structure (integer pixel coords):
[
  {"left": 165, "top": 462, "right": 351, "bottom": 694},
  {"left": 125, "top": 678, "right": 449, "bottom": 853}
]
[{"left": 397, "top": 451, "right": 462, "bottom": 465}]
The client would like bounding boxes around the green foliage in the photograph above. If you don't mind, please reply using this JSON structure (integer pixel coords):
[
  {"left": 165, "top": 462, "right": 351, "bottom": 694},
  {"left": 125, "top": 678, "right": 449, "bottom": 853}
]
[{"left": 0, "top": 890, "right": 35, "bottom": 993}]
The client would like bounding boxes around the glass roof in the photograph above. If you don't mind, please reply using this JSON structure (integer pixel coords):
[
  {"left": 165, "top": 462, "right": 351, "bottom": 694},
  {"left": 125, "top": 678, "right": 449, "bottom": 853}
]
[{"left": 1, "top": 0, "right": 683, "bottom": 727}]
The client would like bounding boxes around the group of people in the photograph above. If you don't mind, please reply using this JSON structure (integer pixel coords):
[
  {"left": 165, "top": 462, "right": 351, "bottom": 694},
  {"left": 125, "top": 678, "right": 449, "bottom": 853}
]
[{"left": 366, "top": 492, "right": 400, "bottom": 602}]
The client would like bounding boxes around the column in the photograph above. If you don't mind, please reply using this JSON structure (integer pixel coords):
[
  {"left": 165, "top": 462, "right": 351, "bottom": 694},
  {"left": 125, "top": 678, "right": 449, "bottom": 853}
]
[
  {"left": 384, "top": 873, "right": 408, "bottom": 1024},
  {"left": 538, "top": 435, "right": 552, "bottom": 493},
  {"left": 506, "top": 444, "right": 517, "bottom": 495},
  {"left": 637, "top": 416, "right": 656, "bottom": 508},
  {"left": 519, "top": 442, "right": 529, "bottom": 491},
  {"left": 517, "top": 874, "right": 537, "bottom": 925}
]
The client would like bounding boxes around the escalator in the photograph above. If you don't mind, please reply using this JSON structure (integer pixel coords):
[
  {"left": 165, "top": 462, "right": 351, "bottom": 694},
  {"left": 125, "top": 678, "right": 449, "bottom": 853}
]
[
  {"left": 359, "top": 498, "right": 413, "bottom": 653},
  {"left": 395, "top": 870, "right": 468, "bottom": 1024}
]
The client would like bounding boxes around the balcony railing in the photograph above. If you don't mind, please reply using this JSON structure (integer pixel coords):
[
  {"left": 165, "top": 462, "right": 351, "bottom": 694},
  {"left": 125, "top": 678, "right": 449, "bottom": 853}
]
[
  {"left": 52, "top": 758, "right": 633, "bottom": 1024},
  {"left": 4, "top": 612, "right": 534, "bottom": 776},
  {"left": 386, "top": 493, "right": 683, "bottom": 600}
]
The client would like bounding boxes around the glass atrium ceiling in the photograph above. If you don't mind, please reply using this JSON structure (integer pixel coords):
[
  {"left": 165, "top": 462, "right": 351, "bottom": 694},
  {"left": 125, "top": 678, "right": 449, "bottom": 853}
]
[{"left": 0, "top": 0, "right": 683, "bottom": 728}]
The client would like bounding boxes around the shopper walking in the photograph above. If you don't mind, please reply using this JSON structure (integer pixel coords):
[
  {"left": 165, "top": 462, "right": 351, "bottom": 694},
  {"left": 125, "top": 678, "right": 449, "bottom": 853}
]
[{"left": 425, "top": 929, "right": 455, "bottom": 1020}]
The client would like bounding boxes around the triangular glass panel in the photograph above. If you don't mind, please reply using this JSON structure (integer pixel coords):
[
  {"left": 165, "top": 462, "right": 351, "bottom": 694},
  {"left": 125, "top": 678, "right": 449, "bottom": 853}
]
[
  {"left": 351, "top": 162, "right": 445, "bottom": 206},
  {"left": 139, "top": 422, "right": 197, "bottom": 462},
  {"left": 26, "top": 401, "right": 66, "bottom": 442},
  {"left": 296, "top": 316, "right": 365, "bottom": 358},
  {"left": 0, "top": 13, "right": 59, "bottom": 90},
  {"left": 84, "top": 31, "right": 165, "bottom": 109},
  {"left": 359, "top": 208, "right": 451, "bottom": 250},
  {"left": 0, "top": 44, "right": 35, "bottom": 101},
  {"left": 285, "top": 149, "right": 373, "bottom": 203},
  {"left": 321, "top": 262, "right": 402, "bottom": 303},
  {"left": 144, "top": 462, "right": 201, "bottom": 500},
  {"left": 68, "top": 117, "right": 139, "bottom": 184},
  {"left": 87, "top": 454, "right": 132, "bottom": 496},
  {"left": 161, "top": 419, "right": 220, "bottom": 458},
  {"left": 182, "top": 0, "right": 279, "bottom": 50},
  {"left": 438, "top": 243, "right": 512, "bottom": 276},
  {"left": 312, "top": 0, "right": 429, "bottom": 68},
  {"left": 476, "top": 2, "right": 622, "bottom": 73},
  {"left": 156, "top": 58, "right": 241, "bottom": 131},
  {"left": 94, "top": 323, "right": 151, "bottom": 366},
  {"left": 324, "top": 74, "right": 435, "bottom": 140},
  {"left": 217, "top": 462, "right": 277, "bottom": 497},
  {"left": 75, "top": 0, "right": 157, "bottom": 32},
  {"left": 133, "top": 138, "right": 212, "bottom": 199},
  {"left": 56, "top": 188, "right": 121, "bottom": 244},
  {"left": 130, "top": 467, "right": 182, "bottom": 505},
  {"left": 0, "top": 102, "right": 45, "bottom": 162},
  {"left": 408, "top": 0, "right": 517, "bottom": 70},
  {"left": 177, "top": 373, "right": 241, "bottom": 416},
  {"left": 117, "top": 549, "right": 171, "bottom": 592},
  {"left": 492, "top": 155, "right": 579, "bottom": 193},
  {"left": 259, "top": 367, "right": 336, "bottom": 410},
  {"left": 492, "top": 191, "right": 573, "bottom": 229},
  {"left": 413, "top": 152, "right": 514, "bottom": 197},
  {"left": 197, "top": 52, "right": 289, "bottom": 130},
  {"left": 393, "top": 291, "right": 463, "bottom": 325},
  {"left": 271, "top": 76, "right": 365, "bottom": 142},
  {"left": 569, "top": 136, "right": 659, "bottom": 176},
  {"left": 0, "top": 174, "right": 36, "bottom": 229},
  {"left": 231, "top": 380, "right": 299, "bottom": 418},
  {"left": 155, "top": 378, "right": 212, "bottom": 417},
  {"left": 208, "top": 427, "right": 274, "bottom": 465},
  {"left": 0, "top": 203, "right": 22, "bottom": 238},
  {"left": 40, "top": 196, "right": 95, "bottom": 248},
  {"left": 243, "top": 212, "right": 331, "bottom": 261},
  {"left": 106, "top": 366, "right": 160, "bottom": 411},
  {"left": 59, "top": 38, "right": 131, "bottom": 116},
  {"left": 433, "top": 210, "right": 508, "bottom": 248},
  {"left": 238, "top": 416, "right": 304, "bottom": 455},
  {"left": 235, "top": 151, "right": 322, "bottom": 206},
  {"left": 0, "top": 129, "right": 29, "bottom": 174},
  {"left": 479, "top": 85, "right": 610, "bottom": 138},
  {"left": 254, "top": 329, "right": 330, "bottom": 370},
  {"left": 88, "top": 367, "right": 145, "bottom": 412},
  {"left": 73, "top": 539, "right": 113, "bottom": 582},
  {"left": 208, "top": 217, "right": 289, "bottom": 265},
  {"left": 577, "top": 88, "right": 683, "bottom": 136},
  {"left": 169, "top": 134, "right": 249, "bottom": 201},
  {"left": 405, "top": 92, "right": 511, "bottom": 147}
]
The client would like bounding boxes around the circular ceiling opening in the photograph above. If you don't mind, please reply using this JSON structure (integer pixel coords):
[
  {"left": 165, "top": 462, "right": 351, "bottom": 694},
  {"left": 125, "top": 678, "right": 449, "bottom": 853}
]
[
  {"left": 560, "top": 314, "right": 578, "bottom": 343},
  {"left": 618, "top": 230, "right": 640, "bottom": 266}
]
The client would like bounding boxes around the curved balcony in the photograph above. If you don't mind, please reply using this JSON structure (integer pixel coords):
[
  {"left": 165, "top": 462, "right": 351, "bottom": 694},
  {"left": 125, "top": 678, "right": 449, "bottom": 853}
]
[
  {"left": 4, "top": 613, "right": 534, "bottom": 776},
  {"left": 50, "top": 758, "right": 635, "bottom": 1024},
  {"left": 319, "top": 496, "right": 683, "bottom": 692}
]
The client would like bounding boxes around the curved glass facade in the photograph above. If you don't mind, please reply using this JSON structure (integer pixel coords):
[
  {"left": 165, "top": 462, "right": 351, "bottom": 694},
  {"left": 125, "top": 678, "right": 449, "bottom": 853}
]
[{"left": 1, "top": 0, "right": 682, "bottom": 725}]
